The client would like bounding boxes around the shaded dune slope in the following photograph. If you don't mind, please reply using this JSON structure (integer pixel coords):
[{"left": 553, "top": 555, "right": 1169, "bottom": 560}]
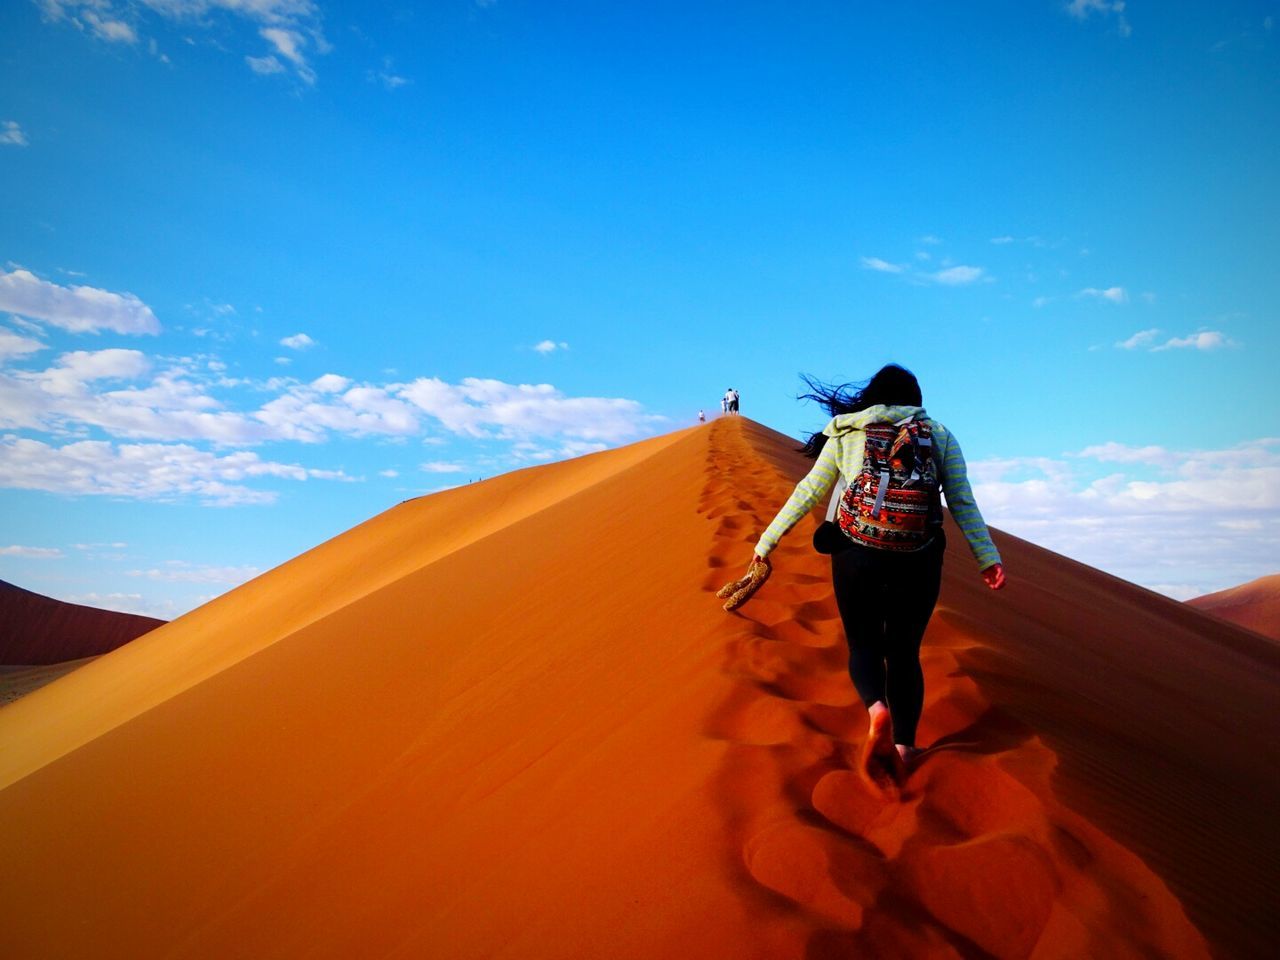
[
  {"left": 0, "top": 579, "right": 165, "bottom": 665},
  {"left": 1188, "top": 573, "right": 1280, "bottom": 641},
  {"left": 1, "top": 418, "right": 1275, "bottom": 959}
]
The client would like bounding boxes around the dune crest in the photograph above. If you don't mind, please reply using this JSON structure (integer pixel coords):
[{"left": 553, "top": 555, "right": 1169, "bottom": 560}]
[
  {"left": 1188, "top": 573, "right": 1280, "bottom": 641},
  {"left": 1, "top": 417, "right": 1273, "bottom": 958},
  {"left": 0, "top": 579, "right": 164, "bottom": 665}
]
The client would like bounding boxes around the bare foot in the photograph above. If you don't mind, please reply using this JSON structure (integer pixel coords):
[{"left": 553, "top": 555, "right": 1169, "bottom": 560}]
[{"left": 862, "top": 701, "right": 906, "bottom": 788}]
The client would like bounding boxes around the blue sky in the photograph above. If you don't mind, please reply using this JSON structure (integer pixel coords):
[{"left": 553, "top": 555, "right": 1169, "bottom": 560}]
[{"left": 2, "top": 0, "right": 1277, "bottom": 616}]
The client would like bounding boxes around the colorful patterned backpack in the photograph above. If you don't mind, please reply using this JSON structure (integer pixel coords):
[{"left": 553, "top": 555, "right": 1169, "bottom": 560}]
[{"left": 836, "top": 416, "right": 942, "bottom": 551}]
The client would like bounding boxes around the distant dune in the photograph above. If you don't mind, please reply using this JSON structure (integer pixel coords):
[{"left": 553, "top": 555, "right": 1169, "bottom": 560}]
[
  {"left": 0, "top": 579, "right": 165, "bottom": 665},
  {"left": 1, "top": 417, "right": 1276, "bottom": 959},
  {"left": 1187, "top": 573, "right": 1280, "bottom": 641}
]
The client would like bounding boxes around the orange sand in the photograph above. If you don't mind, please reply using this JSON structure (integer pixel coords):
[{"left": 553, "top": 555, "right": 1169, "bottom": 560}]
[
  {"left": 1, "top": 417, "right": 1275, "bottom": 959},
  {"left": 1188, "top": 573, "right": 1280, "bottom": 641}
]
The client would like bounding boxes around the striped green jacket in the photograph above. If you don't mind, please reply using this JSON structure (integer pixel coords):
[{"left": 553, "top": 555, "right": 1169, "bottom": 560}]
[{"left": 754, "top": 405, "right": 1001, "bottom": 570}]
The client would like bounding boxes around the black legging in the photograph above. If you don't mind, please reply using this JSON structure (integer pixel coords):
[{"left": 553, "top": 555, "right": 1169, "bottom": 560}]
[{"left": 830, "top": 531, "right": 945, "bottom": 747}]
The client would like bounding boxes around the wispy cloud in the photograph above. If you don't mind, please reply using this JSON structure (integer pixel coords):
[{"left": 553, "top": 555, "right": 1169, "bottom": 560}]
[
  {"left": 246, "top": 54, "right": 285, "bottom": 75},
  {"left": 0, "top": 121, "right": 29, "bottom": 147},
  {"left": 279, "top": 332, "right": 315, "bottom": 350},
  {"left": 1065, "top": 0, "right": 1132, "bottom": 37},
  {"left": 127, "top": 561, "right": 260, "bottom": 584},
  {"left": 83, "top": 9, "right": 137, "bottom": 43},
  {"left": 861, "top": 251, "right": 988, "bottom": 286},
  {"left": 1116, "top": 328, "right": 1159, "bottom": 350},
  {"left": 0, "top": 544, "right": 64, "bottom": 558},
  {"left": 990, "top": 235, "right": 1045, "bottom": 247},
  {"left": 420, "top": 461, "right": 464, "bottom": 473},
  {"left": 1079, "top": 286, "right": 1128, "bottom": 304},
  {"left": 1152, "top": 330, "right": 1238, "bottom": 352},
  {"left": 0, "top": 435, "right": 347, "bottom": 505},
  {"left": 929, "top": 265, "right": 986, "bottom": 286},
  {"left": 1116, "top": 328, "right": 1239, "bottom": 352},
  {"left": 368, "top": 55, "right": 408, "bottom": 90},
  {"left": 533, "top": 340, "right": 569, "bottom": 354},
  {"left": 859, "top": 256, "right": 906, "bottom": 274},
  {"left": 400, "top": 377, "right": 663, "bottom": 444},
  {"left": 0, "top": 268, "right": 161, "bottom": 335},
  {"left": 37, "top": 0, "right": 328, "bottom": 83}
]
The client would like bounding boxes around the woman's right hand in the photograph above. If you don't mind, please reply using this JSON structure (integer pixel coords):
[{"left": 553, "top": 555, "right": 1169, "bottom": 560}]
[
  {"left": 981, "top": 563, "right": 1006, "bottom": 590},
  {"left": 716, "top": 554, "right": 772, "bottom": 610}
]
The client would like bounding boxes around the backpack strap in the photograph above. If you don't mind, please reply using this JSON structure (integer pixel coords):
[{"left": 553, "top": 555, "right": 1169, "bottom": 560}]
[{"left": 825, "top": 476, "right": 847, "bottom": 522}]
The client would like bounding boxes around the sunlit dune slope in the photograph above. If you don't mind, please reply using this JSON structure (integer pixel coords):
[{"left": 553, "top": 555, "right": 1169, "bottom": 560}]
[
  {"left": 1, "top": 417, "right": 1275, "bottom": 960},
  {"left": 1187, "top": 573, "right": 1280, "bottom": 641},
  {"left": 0, "top": 579, "right": 165, "bottom": 665}
]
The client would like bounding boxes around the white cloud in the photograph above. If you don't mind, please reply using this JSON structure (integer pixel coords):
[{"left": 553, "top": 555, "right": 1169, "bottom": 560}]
[
  {"left": 39, "top": 0, "right": 327, "bottom": 82},
  {"left": 930, "top": 265, "right": 986, "bottom": 285},
  {"left": 1, "top": 347, "right": 662, "bottom": 492},
  {"left": 1152, "top": 330, "right": 1238, "bottom": 352},
  {"left": 0, "top": 435, "right": 347, "bottom": 505},
  {"left": 1065, "top": 0, "right": 1132, "bottom": 37},
  {"left": 974, "top": 438, "right": 1280, "bottom": 597},
  {"left": 0, "top": 544, "right": 63, "bottom": 558},
  {"left": 1116, "top": 328, "right": 1238, "bottom": 352},
  {"left": 420, "top": 461, "right": 464, "bottom": 473},
  {"left": 255, "top": 381, "right": 420, "bottom": 441},
  {"left": 1075, "top": 442, "right": 1176, "bottom": 466},
  {"left": 1079, "top": 286, "right": 1128, "bottom": 304},
  {"left": 279, "top": 332, "right": 314, "bottom": 350},
  {"left": 1032, "top": 296, "right": 1052, "bottom": 308},
  {"left": 369, "top": 55, "right": 408, "bottom": 90},
  {"left": 0, "top": 121, "right": 29, "bottom": 147},
  {"left": 0, "top": 350, "right": 279, "bottom": 443},
  {"left": 127, "top": 561, "right": 259, "bottom": 584},
  {"left": 1116, "top": 328, "right": 1160, "bottom": 350},
  {"left": 246, "top": 54, "right": 285, "bottom": 75},
  {"left": 379, "top": 468, "right": 398, "bottom": 478},
  {"left": 860, "top": 256, "right": 905, "bottom": 274},
  {"left": 918, "top": 235, "right": 942, "bottom": 245},
  {"left": 533, "top": 340, "right": 569, "bottom": 354},
  {"left": 310, "top": 373, "right": 350, "bottom": 393},
  {"left": 83, "top": 10, "right": 138, "bottom": 43},
  {"left": 0, "top": 329, "right": 47, "bottom": 361},
  {"left": 259, "top": 27, "right": 314, "bottom": 84},
  {"left": 0, "top": 269, "right": 161, "bottom": 334},
  {"left": 399, "top": 377, "right": 663, "bottom": 444}
]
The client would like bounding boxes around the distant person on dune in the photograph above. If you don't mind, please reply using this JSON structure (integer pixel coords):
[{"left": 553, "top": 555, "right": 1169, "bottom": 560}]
[
  {"left": 724, "top": 388, "right": 739, "bottom": 415},
  {"left": 699, "top": 409, "right": 706, "bottom": 423},
  {"left": 716, "top": 363, "right": 1005, "bottom": 785}
]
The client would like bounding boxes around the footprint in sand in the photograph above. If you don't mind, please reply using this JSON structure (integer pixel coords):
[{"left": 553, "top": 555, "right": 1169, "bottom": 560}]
[{"left": 698, "top": 426, "right": 1209, "bottom": 960}]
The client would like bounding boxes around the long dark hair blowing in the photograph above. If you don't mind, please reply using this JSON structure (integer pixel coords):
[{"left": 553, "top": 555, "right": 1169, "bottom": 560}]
[{"left": 799, "top": 363, "right": 923, "bottom": 459}]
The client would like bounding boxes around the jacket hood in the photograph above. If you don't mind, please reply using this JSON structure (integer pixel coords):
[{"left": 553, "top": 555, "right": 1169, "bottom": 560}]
[{"left": 823, "top": 405, "right": 927, "bottom": 438}]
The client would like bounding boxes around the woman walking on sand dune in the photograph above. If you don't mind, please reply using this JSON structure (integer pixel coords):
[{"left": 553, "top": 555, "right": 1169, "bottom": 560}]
[{"left": 716, "top": 363, "right": 1005, "bottom": 784}]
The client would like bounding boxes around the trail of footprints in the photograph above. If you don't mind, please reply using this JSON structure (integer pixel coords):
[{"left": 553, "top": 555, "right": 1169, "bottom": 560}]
[{"left": 698, "top": 423, "right": 1205, "bottom": 960}]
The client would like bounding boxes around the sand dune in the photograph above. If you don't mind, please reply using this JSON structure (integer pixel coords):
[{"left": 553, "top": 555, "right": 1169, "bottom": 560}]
[
  {"left": 1, "top": 417, "right": 1275, "bottom": 959},
  {"left": 0, "top": 579, "right": 165, "bottom": 665},
  {"left": 1188, "top": 573, "right": 1280, "bottom": 641}
]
